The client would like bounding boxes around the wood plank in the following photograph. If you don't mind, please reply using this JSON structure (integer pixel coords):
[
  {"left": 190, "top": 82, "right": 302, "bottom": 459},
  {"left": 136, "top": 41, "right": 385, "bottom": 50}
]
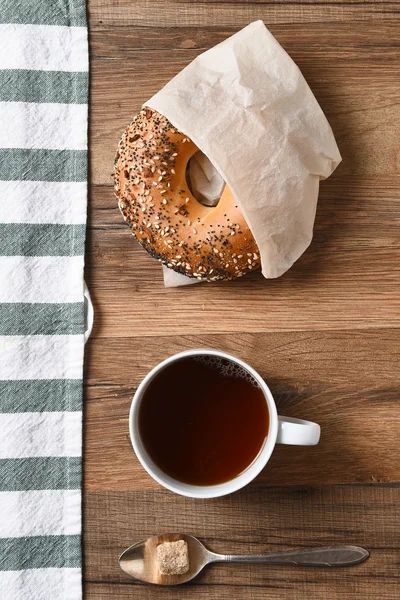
[
  {"left": 88, "top": 0, "right": 400, "bottom": 27},
  {"left": 88, "top": 19, "right": 400, "bottom": 337},
  {"left": 83, "top": 330, "right": 400, "bottom": 491},
  {"left": 85, "top": 176, "right": 400, "bottom": 336},
  {"left": 89, "top": 46, "right": 400, "bottom": 185},
  {"left": 83, "top": 485, "right": 400, "bottom": 598},
  {"left": 89, "top": 22, "right": 400, "bottom": 55},
  {"left": 89, "top": 177, "right": 400, "bottom": 239}
]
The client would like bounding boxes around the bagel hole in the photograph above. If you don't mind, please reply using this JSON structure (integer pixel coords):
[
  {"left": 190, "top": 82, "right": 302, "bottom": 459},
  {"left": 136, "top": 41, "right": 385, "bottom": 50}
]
[{"left": 186, "top": 151, "right": 225, "bottom": 207}]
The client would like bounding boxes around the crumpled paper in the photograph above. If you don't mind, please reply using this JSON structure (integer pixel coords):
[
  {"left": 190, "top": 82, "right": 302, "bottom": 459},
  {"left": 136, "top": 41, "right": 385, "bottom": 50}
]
[
  {"left": 188, "top": 151, "right": 225, "bottom": 207},
  {"left": 146, "top": 20, "right": 341, "bottom": 287}
]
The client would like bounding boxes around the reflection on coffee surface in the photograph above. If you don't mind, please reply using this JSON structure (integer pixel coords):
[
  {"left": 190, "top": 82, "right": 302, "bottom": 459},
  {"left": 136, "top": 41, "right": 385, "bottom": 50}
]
[{"left": 139, "top": 356, "right": 269, "bottom": 486}]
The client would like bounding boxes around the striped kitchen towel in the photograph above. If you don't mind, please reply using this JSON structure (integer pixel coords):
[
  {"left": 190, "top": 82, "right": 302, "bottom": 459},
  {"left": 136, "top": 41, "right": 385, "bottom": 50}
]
[{"left": 0, "top": 1, "right": 88, "bottom": 599}]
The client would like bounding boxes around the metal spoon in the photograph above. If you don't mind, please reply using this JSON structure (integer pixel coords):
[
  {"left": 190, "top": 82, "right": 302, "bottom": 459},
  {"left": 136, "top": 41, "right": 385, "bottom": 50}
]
[{"left": 119, "top": 533, "right": 369, "bottom": 585}]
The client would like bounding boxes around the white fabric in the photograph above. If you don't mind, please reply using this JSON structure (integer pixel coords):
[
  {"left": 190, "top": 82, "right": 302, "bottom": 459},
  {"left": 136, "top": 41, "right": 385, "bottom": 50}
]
[
  {"left": 0, "top": 102, "right": 88, "bottom": 150},
  {"left": 0, "top": 335, "right": 84, "bottom": 380},
  {"left": 0, "top": 10, "right": 87, "bottom": 600},
  {"left": 0, "top": 412, "right": 82, "bottom": 458},
  {"left": 0, "top": 569, "right": 81, "bottom": 600},
  {"left": 0, "top": 256, "right": 84, "bottom": 302},
  {"left": 0, "top": 490, "right": 81, "bottom": 537},
  {"left": 0, "top": 24, "right": 88, "bottom": 71},
  {"left": 0, "top": 181, "right": 88, "bottom": 224}
]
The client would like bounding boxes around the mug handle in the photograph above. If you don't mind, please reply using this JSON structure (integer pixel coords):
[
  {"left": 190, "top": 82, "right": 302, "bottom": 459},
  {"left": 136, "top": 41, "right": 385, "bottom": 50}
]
[{"left": 277, "top": 416, "right": 320, "bottom": 446}]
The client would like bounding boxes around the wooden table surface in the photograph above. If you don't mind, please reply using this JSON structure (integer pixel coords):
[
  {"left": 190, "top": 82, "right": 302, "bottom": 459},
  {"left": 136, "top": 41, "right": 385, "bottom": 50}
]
[{"left": 84, "top": 1, "right": 400, "bottom": 598}]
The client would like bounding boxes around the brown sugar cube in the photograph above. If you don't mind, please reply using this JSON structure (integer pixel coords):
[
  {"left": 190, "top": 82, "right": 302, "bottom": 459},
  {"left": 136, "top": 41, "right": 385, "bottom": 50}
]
[{"left": 156, "top": 540, "right": 190, "bottom": 575}]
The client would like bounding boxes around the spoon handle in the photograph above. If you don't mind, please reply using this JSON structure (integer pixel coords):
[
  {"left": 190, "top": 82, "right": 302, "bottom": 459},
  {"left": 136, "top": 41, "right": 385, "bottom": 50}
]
[{"left": 221, "top": 546, "right": 369, "bottom": 567}]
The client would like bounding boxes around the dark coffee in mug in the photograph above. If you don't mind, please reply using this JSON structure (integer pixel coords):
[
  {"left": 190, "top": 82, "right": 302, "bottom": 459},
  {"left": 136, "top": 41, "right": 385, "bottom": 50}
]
[{"left": 139, "top": 355, "right": 269, "bottom": 486}]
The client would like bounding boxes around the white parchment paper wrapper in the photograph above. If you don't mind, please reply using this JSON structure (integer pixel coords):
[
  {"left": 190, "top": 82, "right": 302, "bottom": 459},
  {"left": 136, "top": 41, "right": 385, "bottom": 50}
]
[
  {"left": 146, "top": 20, "right": 341, "bottom": 287},
  {"left": 189, "top": 151, "right": 225, "bottom": 207}
]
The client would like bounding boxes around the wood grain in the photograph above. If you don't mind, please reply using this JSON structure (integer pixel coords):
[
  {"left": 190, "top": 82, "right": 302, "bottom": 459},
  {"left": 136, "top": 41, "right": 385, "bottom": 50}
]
[
  {"left": 85, "top": 1, "right": 400, "bottom": 598},
  {"left": 89, "top": 22, "right": 400, "bottom": 55},
  {"left": 88, "top": 0, "right": 400, "bottom": 27},
  {"left": 86, "top": 177, "right": 400, "bottom": 336},
  {"left": 83, "top": 485, "right": 400, "bottom": 599},
  {"left": 83, "top": 330, "right": 400, "bottom": 491},
  {"left": 89, "top": 36, "right": 400, "bottom": 185}
]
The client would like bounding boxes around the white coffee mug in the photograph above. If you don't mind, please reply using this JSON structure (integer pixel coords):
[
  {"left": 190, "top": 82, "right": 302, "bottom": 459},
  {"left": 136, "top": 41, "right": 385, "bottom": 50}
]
[{"left": 129, "top": 349, "right": 320, "bottom": 499}]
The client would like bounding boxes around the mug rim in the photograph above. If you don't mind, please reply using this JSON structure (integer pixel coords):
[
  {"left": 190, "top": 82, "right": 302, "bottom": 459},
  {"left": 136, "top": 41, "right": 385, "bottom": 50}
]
[{"left": 129, "top": 348, "right": 278, "bottom": 498}]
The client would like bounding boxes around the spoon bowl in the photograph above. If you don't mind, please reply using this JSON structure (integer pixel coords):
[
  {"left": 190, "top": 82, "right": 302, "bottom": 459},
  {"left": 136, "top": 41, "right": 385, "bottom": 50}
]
[
  {"left": 119, "top": 533, "right": 213, "bottom": 585},
  {"left": 119, "top": 533, "right": 369, "bottom": 585}
]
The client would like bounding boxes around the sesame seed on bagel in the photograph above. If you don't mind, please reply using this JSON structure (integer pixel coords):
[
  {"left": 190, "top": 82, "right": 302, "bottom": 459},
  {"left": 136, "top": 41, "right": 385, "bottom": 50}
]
[{"left": 114, "top": 107, "right": 260, "bottom": 281}]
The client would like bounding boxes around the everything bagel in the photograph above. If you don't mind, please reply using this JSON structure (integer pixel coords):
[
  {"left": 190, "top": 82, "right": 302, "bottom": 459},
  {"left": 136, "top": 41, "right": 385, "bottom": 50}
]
[{"left": 114, "top": 108, "right": 260, "bottom": 281}]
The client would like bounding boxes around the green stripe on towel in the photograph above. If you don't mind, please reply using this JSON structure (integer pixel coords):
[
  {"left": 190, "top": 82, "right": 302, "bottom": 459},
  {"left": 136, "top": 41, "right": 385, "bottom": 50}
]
[
  {"left": 0, "top": 303, "right": 84, "bottom": 335},
  {"left": 0, "top": 70, "right": 88, "bottom": 104},
  {"left": 0, "top": 0, "right": 86, "bottom": 27},
  {"left": 0, "top": 380, "right": 82, "bottom": 413},
  {"left": 0, "top": 149, "right": 87, "bottom": 182},
  {"left": 0, "top": 0, "right": 88, "bottom": 592},
  {"left": 0, "top": 535, "right": 81, "bottom": 570},
  {"left": 0, "top": 457, "right": 81, "bottom": 491},
  {"left": 0, "top": 224, "right": 86, "bottom": 256}
]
